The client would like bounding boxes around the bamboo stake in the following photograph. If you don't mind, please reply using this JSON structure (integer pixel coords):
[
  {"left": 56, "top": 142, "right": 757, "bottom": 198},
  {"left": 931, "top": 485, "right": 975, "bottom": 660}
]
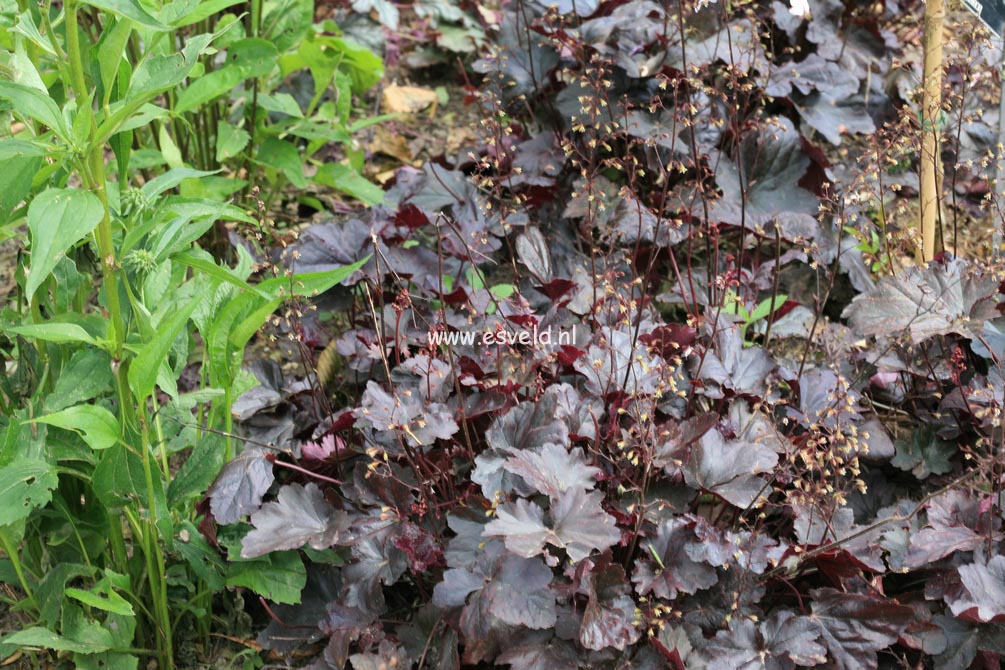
[{"left": 918, "top": 0, "right": 946, "bottom": 263}]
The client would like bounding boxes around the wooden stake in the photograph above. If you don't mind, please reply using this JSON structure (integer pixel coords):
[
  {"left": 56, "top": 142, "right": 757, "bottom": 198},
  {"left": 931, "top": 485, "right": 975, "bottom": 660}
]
[{"left": 918, "top": 0, "right": 946, "bottom": 263}]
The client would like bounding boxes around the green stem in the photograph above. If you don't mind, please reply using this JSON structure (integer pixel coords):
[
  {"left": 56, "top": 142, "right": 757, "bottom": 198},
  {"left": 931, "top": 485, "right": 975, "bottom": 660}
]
[
  {"left": 0, "top": 529, "right": 35, "bottom": 607},
  {"left": 223, "top": 387, "right": 233, "bottom": 461},
  {"left": 154, "top": 410, "right": 171, "bottom": 483},
  {"left": 107, "top": 508, "right": 129, "bottom": 574},
  {"left": 138, "top": 407, "right": 173, "bottom": 670}
]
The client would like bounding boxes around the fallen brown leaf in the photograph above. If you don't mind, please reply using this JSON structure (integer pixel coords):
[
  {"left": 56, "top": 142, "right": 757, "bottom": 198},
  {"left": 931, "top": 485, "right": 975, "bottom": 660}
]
[
  {"left": 369, "top": 126, "right": 416, "bottom": 164},
  {"left": 382, "top": 84, "right": 438, "bottom": 114}
]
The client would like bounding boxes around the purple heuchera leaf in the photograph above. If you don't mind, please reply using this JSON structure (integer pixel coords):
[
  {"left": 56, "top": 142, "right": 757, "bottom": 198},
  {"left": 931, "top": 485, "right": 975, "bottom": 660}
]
[
  {"left": 392, "top": 521, "right": 444, "bottom": 573},
  {"left": 241, "top": 482, "right": 350, "bottom": 558},
  {"left": 707, "top": 611, "right": 826, "bottom": 670},
  {"left": 208, "top": 446, "right": 275, "bottom": 524},
  {"left": 474, "top": 397, "right": 570, "bottom": 498},
  {"left": 484, "top": 489, "right": 621, "bottom": 563},
  {"left": 633, "top": 516, "right": 718, "bottom": 599},
  {"left": 320, "top": 602, "right": 380, "bottom": 669},
  {"left": 791, "top": 504, "right": 885, "bottom": 572},
  {"left": 709, "top": 117, "right": 819, "bottom": 236},
  {"left": 574, "top": 327, "right": 667, "bottom": 398},
  {"left": 905, "top": 490, "right": 993, "bottom": 569},
  {"left": 395, "top": 354, "right": 452, "bottom": 403},
  {"left": 503, "top": 443, "right": 601, "bottom": 497},
  {"left": 577, "top": 560, "right": 641, "bottom": 651},
  {"left": 766, "top": 54, "right": 859, "bottom": 100},
  {"left": 695, "top": 325, "right": 774, "bottom": 399},
  {"left": 947, "top": 556, "right": 1005, "bottom": 623},
  {"left": 789, "top": 368, "right": 861, "bottom": 432},
  {"left": 689, "top": 515, "right": 785, "bottom": 574},
  {"left": 795, "top": 93, "right": 874, "bottom": 146},
  {"left": 807, "top": 588, "right": 913, "bottom": 670},
  {"left": 342, "top": 517, "right": 409, "bottom": 610},
  {"left": 549, "top": 488, "right": 622, "bottom": 561},
  {"left": 495, "top": 638, "right": 580, "bottom": 670},
  {"left": 842, "top": 258, "right": 1001, "bottom": 342},
  {"left": 683, "top": 429, "right": 778, "bottom": 508},
  {"left": 487, "top": 396, "right": 570, "bottom": 452},
  {"left": 485, "top": 555, "right": 557, "bottom": 629},
  {"left": 545, "top": 382, "right": 603, "bottom": 441},
  {"left": 653, "top": 412, "right": 718, "bottom": 476},
  {"left": 434, "top": 554, "right": 557, "bottom": 631},
  {"left": 483, "top": 498, "right": 551, "bottom": 558},
  {"left": 354, "top": 381, "right": 458, "bottom": 448},
  {"left": 286, "top": 218, "right": 373, "bottom": 285}
]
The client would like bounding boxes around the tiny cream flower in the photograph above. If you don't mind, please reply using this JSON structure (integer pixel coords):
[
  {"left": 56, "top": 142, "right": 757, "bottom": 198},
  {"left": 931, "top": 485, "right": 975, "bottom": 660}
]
[{"left": 789, "top": 0, "right": 810, "bottom": 18}]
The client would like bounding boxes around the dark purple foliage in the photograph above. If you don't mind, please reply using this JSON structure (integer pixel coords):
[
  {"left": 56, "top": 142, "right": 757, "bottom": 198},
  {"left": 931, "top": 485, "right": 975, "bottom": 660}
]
[{"left": 202, "top": 1, "right": 1005, "bottom": 668}]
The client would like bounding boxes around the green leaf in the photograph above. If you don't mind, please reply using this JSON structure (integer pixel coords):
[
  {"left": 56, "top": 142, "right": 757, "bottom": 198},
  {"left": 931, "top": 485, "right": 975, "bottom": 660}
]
[
  {"left": 490, "top": 283, "right": 516, "bottom": 299},
  {"left": 25, "top": 188, "right": 104, "bottom": 304},
  {"left": 174, "top": 39, "right": 278, "bottom": 114},
  {"left": 173, "top": 249, "right": 267, "bottom": 298},
  {"left": 64, "top": 587, "right": 134, "bottom": 616},
  {"left": 256, "top": 91, "right": 302, "bottom": 118},
  {"left": 167, "top": 435, "right": 225, "bottom": 506},
  {"left": 7, "top": 322, "right": 100, "bottom": 345},
  {"left": 749, "top": 294, "right": 788, "bottom": 324},
  {"left": 168, "top": 0, "right": 243, "bottom": 25},
  {"left": 65, "top": 570, "right": 135, "bottom": 616},
  {"left": 0, "top": 460, "right": 58, "bottom": 527},
  {"left": 347, "top": 112, "right": 398, "bottom": 133},
  {"left": 12, "top": 10, "right": 57, "bottom": 57},
  {"left": 124, "top": 33, "right": 212, "bottom": 104},
  {"left": 215, "top": 121, "right": 250, "bottom": 162},
  {"left": 128, "top": 295, "right": 199, "bottom": 399},
  {"left": 175, "top": 521, "right": 226, "bottom": 589},
  {"left": 1, "top": 627, "right": 111, "bottom": 654},
  {"left": 0, "top": 140, "right": 42, "bottom": 224},
  {"left": 98, "top": 18, "right": 134, "bottom": 107},
  {"left": 81, "top": 0, "right": 165, "bottom": 29},
  {"left": 141, "top": 167, "right": 216, "bottom": 200},
  {"left": 91, "top": 444, "right": 146, "bottom": 508},
  {"left": 35, "top": 564, "right": 93, "bottom": 627},
  {"left": 255, "top": 259, "right": 370, "bottom": 299},
  {"left": 226, "top": 549, "right": 306, "bottom": 605},
  {"left": 256, "top": 137, "right": 306, "bottom": 188},
  {"left": 326, "top": 37, "right": 383, "bottom": 94},
  {"left": 228, "top": 258, "right": 371, "bottom": 355},
  {"left": 206, "top": 291, "right": 259, "bottom": 384},
  {"left": 33, "top": 405, "right": 120, "bottom": 450},
  {"left": 45, "top": 350, "right": 114, "bottom": 413},
  {"left": 313, "top": 163, "right": 384, "bottom": 205},
  {"left": 0, "top": 82, "right": 68, "bottom": 141},
  {"left": 158, "top": 124, "right": 184, "bottom": 169}
]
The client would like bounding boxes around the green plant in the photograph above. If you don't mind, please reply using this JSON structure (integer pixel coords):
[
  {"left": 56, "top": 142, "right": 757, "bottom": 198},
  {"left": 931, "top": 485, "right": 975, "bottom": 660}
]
[
  {"left": 0, "top": 0, "right": 371, "bottom": 667},
  {"left": 721, "top": 290, "right": 789, "bottom": 343},
  {"left": 844, "top": 224, "right": 892, "bottom": 274}
]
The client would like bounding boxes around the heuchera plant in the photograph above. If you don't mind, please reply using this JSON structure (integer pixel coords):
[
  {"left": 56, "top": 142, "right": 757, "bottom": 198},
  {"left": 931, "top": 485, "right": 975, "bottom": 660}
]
[{"left": 203, "top": 0, "right": 1005, "bottom": 668}]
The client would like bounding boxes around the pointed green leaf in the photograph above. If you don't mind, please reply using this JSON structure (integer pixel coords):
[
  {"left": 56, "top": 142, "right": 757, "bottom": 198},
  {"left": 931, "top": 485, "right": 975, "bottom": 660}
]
[
  {"left": 174, "top": 39, "right": 277, "bottom": 114},
  {"left": 33, "top": 405, "right": 120, "bottom": 450},
  {"left": 0, "top": 627, "right": 111, "bottom": 654},
  {"left": 8, "top": 322, "right": 100, "bottom": 345},
  {"left": 128, "top": 295, "right": 199, "bottom": 399},
  {"left": 0, "top": 82, "right": 68, "bottom": 140},
  {"left": 215, "top": 121, "right": 249, "bottom": 161},
  {"left": 313, "top": 163, "right": 384, "bottom": 205},
  {"left": 256, "top": 137, "right": 306, "bottom": 188},
  {"left": 25, "top": 188, "right": 104, "bottom": 303},
  {"left": 81, "top": 0, "right": 165, "bottom": 28}
]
